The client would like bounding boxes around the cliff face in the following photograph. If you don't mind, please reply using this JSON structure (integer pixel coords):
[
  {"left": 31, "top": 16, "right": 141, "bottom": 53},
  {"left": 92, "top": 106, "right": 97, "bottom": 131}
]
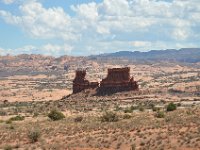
[
  {"left": 101, "top": 67, "right": 130, "bottom": 85},
  {"left": 73, "top": 67, "right": 138, "bottom": 94},
  {"left": 99, "top": 67, "right": 138, "bottom": 93},
  {"left": 73, "top": 70, "right": 99, "bottom": 93},
  {"left": 73, "top": 70, "right": 89, "bottom": 93}
]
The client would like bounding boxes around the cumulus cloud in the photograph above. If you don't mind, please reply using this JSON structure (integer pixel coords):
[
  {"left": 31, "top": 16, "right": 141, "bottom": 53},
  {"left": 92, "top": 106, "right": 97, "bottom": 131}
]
[
  {"left": 0, "top": 0, "right": 200, "bottom": 55},
  {"left": 0, "top": 44, "right": 73, "bottom": 56},
  {"left": 0, "top": 1, "right": 77, "bottom": 41},
  {"left": 1, "top": 0, "right": 15, "bottom": 4},
  {"left": 71, "top": 2, "right": 98, "bottom": 21},
  {"left": 42, "top": 44, "right": 73, "bottom": 54}
]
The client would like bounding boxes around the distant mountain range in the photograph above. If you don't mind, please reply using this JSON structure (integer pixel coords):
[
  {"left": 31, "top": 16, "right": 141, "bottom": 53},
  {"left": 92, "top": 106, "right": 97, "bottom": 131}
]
[{"left": 89, "top": 48, "right": 200, "bottom": 63}]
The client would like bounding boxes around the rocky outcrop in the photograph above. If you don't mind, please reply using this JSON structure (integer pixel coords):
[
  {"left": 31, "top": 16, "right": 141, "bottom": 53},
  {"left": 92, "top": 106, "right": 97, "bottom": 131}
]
[
  {"left": 99, "top": 67, "right": 138, "bottom": 92},
  {"left": 73, "top": 67, "right": 138, "bottom": 94},
  {"left": 73, "top": 70, "right": 98, "bottom": 93}
]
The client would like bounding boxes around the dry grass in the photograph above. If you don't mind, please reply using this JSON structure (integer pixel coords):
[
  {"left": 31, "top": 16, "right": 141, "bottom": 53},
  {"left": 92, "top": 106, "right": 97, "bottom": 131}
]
[
  {"left": 0, "top": 62, "right": 200, "bottom": 149},
  {"left": 0, "top": 97, "right": 200, "bottom": 149}
]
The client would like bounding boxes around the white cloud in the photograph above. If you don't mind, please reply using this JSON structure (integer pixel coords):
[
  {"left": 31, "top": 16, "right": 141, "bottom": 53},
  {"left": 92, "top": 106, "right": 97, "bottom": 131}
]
[
  {"left": 0, "top": 47, "right": 7, "bottom": 55},
  {"left": 71, "top": 2, "right": 98, "bottom": 21},
  {"left": 132, "top": 41, "right": 152, "bottom": 47},
  {"left": 0, "top": 44, "right": 73, "bottom": 56},
  {"left": 0, "top": 0, "right": 200, "bottom": 55},
  {"left": 172, "top": 28, "right": 190, "bottom": 40},
  {"left": 1, "top": 0, "right": 15, "bottom": 4},
  {"left": 42, "top": 44, "right": 73, "bottom": 54},
  {"left": 0, "top": 1, "right": 77, "bottom": 41},
  {"left": 99, "top": 0, "right": 131, "bottom": 16}
]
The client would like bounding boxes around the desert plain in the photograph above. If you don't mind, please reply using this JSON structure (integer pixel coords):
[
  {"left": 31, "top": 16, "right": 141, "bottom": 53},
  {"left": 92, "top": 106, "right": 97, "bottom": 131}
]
[{"left": 0, "top": 55, "right": 200, "bottom": 150}]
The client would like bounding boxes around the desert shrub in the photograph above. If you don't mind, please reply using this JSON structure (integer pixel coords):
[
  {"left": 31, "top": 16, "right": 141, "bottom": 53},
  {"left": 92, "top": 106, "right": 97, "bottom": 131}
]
[
  {"left": 123, "top": 114, "right": 132, "bottom": 119},
  {"left": 28, "top": 130, "right": 41, "bottom": 143},
  {"left": 150, "top": 104, "right": 160, "bottom": 112},
  {"left": 166, "top": 103, "right": 177, "bottom": 111},
  {"left": 124, "top": 107, "right": 133, "bottom": 113},
  {"left": 155, "top": 111, "right": 165, "bottom": 118},
  {"left": 114, "top": 105, "right": 122, "bottom": 111},
  {"left": 186, "top": 109, "right": 193, "bottom": 115},
  {"left": 4, "top": 145, "right": 12, "bottom": 150},
  {"left": 6, "top": 120, "right": 12, "bottom": 124},
  {"left": 124, "top": 105, "right": 140, "bottom": 113},
  {"left": 140, "top": 141, "right": 145, "bottom": 146},
  {"left": 0, "top": 110, "right": 7, "bottom": 116},
  {"left": 48, "top": 110, "right": 65, "bottom": 121},
  {"left": 130, "top": 144, "right": 136, "bottom": 150},
  {"left": 165, "top": 117, "right": 171, "bottom": 122},
  {"left": 9, "top": 125, "right": 15, "bottom": 130},
  {"left": 74, "top": 116, "right": 83, "bottom": 122},
  {"left": 100, "top": 111, "right": 119, "bottom": 122},
  {"left": 9, "top": 115, "right": 25, "bottom": 121},
  {"left": 33, "top": 112, "right": 39, "bottom": 118},
  {"left": 130, "top": 105, "right": 138, "bottom": 110},
  {"left": 139, "top": 106, "right": 145, "bottom": 112},
  {"left": 152, "top": 106, "right": 160, "bottom": 112}
]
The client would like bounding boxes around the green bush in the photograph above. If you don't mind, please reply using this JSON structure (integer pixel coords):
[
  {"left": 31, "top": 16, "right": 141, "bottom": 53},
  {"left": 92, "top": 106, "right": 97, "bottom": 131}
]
[
  {"left": 155, "top": 111, "right": 165, "bottom": 118},
  {"left": 48, "top": 110, "right": 65, "bottom": 121},
  {"left": 9, "top": 115, "right": 25, "bottom": 122},
  {"left": 166, "top": 103, "right": 177, "bottom": 111},
  {"left": 100, "top": 111, "right": 119, "bottom": 122},
  {"left": 28, "top": 130, "right": 41, "bottom": 143}
]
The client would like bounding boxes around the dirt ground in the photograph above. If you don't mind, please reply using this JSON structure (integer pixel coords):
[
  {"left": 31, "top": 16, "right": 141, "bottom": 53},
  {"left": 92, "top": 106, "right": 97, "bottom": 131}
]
[
  {"left": 0, "top": 61, "right": 200, "bottom": 149},
  {"left": 0, "top": 62, "right": 199, "bottom": 102}
]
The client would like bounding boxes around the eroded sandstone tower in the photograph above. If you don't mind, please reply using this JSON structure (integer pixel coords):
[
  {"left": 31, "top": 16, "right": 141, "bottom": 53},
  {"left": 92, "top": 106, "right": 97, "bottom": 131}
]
[
  {"left": 73, "top": 70, "right": 99, "bottom": 93},
  {"left": 73, "top": 67, "right": 138, "bottom": 94}
]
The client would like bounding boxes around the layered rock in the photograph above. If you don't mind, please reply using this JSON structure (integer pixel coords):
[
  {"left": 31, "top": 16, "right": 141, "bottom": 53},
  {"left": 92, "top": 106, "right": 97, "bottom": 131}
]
[
  {"left": 99, "top": 67, "right": 138, "bottom": 93},
  {"left": 73, "top": 70, "right": 98, "bottom": 93},
  {"left": 73, "top": 67, "right": 138, "bottom": 94}
]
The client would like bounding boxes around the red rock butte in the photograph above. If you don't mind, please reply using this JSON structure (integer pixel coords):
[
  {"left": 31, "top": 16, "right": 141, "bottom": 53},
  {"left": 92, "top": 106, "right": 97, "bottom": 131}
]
[{"left": 73, "top": 67, "right": 138, "bottom": 94}]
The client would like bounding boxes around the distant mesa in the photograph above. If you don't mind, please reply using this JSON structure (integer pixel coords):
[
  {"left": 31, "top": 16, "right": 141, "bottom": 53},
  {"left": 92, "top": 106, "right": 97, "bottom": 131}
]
[
  {"left": 89, "top": 48, "right": 200, "bottom": 63},
  {"left": 73, "top": 67, "right": 138, "bottom": 94}
]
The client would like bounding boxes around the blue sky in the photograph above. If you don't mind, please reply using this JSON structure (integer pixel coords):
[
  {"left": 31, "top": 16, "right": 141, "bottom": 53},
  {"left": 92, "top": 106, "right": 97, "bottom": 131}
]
[{"left": 0, "top": 0, "right": 200, "bottom": 56}]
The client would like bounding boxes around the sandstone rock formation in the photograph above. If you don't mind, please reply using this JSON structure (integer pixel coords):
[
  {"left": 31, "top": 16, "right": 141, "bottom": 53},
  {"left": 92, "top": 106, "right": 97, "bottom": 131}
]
[
  {"left": 73, "top": 67, "right": 138, "bottom": 94},
  {"left": 99, "top": 67, "right": 138, "bottom": 93},
  {"left": 73, "top": 70, "right": 98, "bottom": 93}
]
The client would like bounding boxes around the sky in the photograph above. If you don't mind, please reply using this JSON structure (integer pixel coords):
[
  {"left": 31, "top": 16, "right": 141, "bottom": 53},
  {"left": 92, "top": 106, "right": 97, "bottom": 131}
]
[{"left": 0, "top": 0, "right": 200, "bottom": 56}]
